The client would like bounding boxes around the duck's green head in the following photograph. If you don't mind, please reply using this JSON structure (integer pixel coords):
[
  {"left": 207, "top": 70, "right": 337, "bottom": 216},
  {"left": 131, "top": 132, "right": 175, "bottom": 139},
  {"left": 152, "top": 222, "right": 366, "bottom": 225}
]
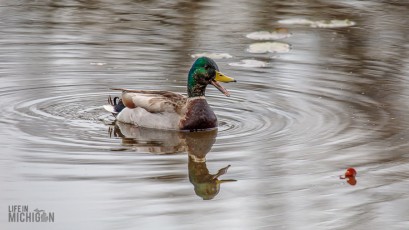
[{"left": 187, "top": 57, "right": 236, "bottom": 97}]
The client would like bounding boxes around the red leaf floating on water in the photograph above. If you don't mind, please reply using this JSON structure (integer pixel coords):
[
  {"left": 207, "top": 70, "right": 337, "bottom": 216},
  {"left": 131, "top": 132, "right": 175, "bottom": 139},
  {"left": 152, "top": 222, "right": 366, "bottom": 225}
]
[{"left": 339, "top": 168, "right": 357, "bottom": 185}]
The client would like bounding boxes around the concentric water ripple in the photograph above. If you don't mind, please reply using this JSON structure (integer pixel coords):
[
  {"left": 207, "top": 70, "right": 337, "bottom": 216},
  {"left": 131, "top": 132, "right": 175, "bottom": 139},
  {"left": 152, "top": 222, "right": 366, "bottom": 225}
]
[
  {"left": 0, "top": 74, "right": 390, "bottom": 155},
  {"left": 0, "top": 85, "right": 113, "bottom": 151}
]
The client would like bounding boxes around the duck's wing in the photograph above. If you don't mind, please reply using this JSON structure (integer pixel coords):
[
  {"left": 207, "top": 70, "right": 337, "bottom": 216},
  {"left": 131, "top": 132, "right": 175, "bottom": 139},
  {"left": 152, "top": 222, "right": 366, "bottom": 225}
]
[{"left": 111, "top": 88, "right": 187, "bottom": 114}]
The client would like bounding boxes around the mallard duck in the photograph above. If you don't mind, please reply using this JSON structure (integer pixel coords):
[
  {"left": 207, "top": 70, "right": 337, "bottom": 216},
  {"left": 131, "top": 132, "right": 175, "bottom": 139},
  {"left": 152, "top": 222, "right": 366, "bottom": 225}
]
[{"left": 104, "top": 57, "right": 236, "bottom": 131}]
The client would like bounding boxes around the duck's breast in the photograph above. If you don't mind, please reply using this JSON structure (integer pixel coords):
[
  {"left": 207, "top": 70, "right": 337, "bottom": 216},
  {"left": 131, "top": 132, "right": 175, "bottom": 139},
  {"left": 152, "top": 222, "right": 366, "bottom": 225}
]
[{"left": 180, "top": 98, "right": 217, "bottom": 131}]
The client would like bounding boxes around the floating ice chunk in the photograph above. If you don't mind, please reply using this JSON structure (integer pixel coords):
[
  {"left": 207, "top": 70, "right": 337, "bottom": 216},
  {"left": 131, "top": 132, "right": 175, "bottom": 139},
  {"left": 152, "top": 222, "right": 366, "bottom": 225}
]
[
  {"left": 278, "top": 18, "right": 314, "bottom": 25},
  {"left": 190, "top": 52, "right": 233, "bottom": 59},
  {"left": 90, "top": 62, "right": 106, "bottom": 66},
  {"left": 310, "top": 19, "right": 356, "bottom": 28},
  {"left": 278, "top": 18, "right": 356, "bottom": 28},
  {"left": 246, "top": 29, "right": 292, "bottom": 40},
  {"left": 247, "top": 42, "right": 291, "bottom": 54},
  {"left": 229, "top": 59, "right": 268, "bottom": 68}
]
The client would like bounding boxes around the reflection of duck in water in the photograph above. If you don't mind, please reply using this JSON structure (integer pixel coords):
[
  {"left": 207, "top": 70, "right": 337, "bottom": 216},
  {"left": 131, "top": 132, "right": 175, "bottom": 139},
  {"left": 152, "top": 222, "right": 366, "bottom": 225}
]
[
  {"left": 110, "top": 122, "right": 236, "bottom": 199},
  {"left": 189, "top": 159, "right": 235, "bottom": 200},
  {"left": 109, "top": 122, "right": 186, "bottom": 154},
  {"left": 183, "top": 129, "right": 236, "bottom": 200}
]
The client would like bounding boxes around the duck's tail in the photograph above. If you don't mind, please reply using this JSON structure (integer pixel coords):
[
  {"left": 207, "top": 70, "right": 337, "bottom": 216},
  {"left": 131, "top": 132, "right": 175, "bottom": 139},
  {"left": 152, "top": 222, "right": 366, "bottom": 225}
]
[{"left": 104, "top": 95, "right": 126, "bottom": 117}]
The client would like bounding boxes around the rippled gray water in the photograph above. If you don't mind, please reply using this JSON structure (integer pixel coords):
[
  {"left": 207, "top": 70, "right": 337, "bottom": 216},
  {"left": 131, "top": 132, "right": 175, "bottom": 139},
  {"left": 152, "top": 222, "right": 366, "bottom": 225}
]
[{"left": 1, "top": 1, "right": 409, "bottom": 229}]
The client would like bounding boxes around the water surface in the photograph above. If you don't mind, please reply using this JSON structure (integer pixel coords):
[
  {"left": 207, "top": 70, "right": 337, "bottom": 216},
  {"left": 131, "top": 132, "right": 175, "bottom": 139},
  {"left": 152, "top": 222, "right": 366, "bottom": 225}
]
[{"left": 1, "top": 1, "right": 409, "bottom": 229}]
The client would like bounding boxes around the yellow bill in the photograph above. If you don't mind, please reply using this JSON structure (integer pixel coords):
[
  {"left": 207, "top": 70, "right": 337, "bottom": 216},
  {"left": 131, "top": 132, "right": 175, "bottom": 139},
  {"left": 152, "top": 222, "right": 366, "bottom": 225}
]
[{"left": 211, "top": 71, "right": 236, "bottom": 97}]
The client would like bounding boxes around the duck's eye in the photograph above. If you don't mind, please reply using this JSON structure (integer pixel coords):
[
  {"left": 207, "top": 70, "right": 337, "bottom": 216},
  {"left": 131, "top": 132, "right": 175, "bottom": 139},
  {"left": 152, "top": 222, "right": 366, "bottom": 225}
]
[{"left": 204, "top": 65, "right": 210, "bottom": 70}]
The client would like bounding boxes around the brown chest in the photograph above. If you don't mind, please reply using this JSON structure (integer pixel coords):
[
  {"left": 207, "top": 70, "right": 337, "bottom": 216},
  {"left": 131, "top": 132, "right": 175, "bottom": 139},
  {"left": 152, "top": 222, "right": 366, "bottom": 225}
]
[{"left": 179, "top": 99, "right": 217, "bottom": 131}]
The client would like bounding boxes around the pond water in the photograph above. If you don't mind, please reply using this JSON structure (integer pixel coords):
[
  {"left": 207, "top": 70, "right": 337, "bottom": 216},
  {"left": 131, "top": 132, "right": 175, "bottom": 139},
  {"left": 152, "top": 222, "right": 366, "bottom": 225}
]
[{"left": 1, "top": 1, "right": 409, "bottom": 229}]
